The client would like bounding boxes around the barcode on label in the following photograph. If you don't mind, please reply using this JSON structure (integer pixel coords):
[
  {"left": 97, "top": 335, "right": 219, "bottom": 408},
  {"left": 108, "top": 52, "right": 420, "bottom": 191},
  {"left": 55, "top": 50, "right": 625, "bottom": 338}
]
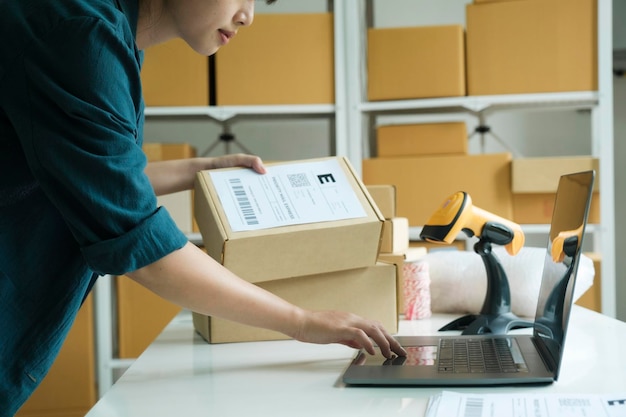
[
  {"left": 287, "top": 173, "right": 310, "bottom": 188},
  {"left": 229, "top": 178, "right": 258, "bottom": 225},
  {"left": 463, "top": 398, "right": 484, "bottom": 417}
]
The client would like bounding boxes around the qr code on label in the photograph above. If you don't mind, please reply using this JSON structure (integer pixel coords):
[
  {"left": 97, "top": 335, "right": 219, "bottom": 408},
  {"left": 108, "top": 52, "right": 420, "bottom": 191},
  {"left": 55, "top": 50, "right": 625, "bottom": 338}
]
[{"left": 287, "top": 173, "right": 310, "bottom": 188}]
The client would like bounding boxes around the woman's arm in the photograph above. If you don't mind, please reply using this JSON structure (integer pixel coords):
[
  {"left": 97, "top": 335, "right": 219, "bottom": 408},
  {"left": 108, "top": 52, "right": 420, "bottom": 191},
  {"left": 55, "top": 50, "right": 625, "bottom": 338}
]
[
  {"left": 144, "top": 153, "right": 266, "bottom": 195},
  {"left": 127, "top": 242, "right": 406, "bottom": 358}
]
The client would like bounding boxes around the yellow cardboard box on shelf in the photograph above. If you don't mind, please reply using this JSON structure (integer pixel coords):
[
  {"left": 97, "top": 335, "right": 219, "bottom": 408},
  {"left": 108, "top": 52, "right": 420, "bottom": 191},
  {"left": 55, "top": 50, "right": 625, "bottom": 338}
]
[
  {"left": 511, "top": 156, "right": 600, "bottom": 193},
  {"left": 511, "top": 156, "right": 600, "bottom": 224},
  {"left": 141, "top": 38, "right": 209, "bottom": 106},
  {"left": 116, "top": 276, "right": 182, "bottom": 358},
  {"left": 194, "top": 157, "right": 384, "bottom": 284},
  {"left": 512, "top": 192, "right": 600, "bottom": 224},
  {"left": 376, "top": 122, "right": 468, "bottom": 157},
  {"left": 363, "top": 153, "right": 513, "bottom": 227},
  {"left": 466, "top": 0, "right": 597, "bottom": 95},
  {"left": 16, "top": 296, "right": 96, "bottom": 417},
  {"left": 192, "top": 263, "right": 398, "bottom": 344},
  {"left": 143, "top": 143, "right": 197, "bottom": 234},
  {"left": 216, "top": 13, "right": 334, "bottom": 105},
  {"left": 575, "top": 252, "right": 602, "bottom": 312},
  {"left": 367, "top": 25, "right": 466, "bottom": 101}
]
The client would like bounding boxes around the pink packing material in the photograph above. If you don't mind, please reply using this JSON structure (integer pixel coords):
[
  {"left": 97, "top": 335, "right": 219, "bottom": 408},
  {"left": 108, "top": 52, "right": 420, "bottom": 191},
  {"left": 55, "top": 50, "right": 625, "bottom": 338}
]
[{"left": 403, "top": 260, "right": 432, "bottom": 320}]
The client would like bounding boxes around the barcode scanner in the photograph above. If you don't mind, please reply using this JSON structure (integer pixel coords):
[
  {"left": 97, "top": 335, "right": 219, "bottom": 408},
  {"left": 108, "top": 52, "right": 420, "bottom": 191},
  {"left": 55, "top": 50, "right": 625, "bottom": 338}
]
[
  {"left": 420, "top": 191, "right": 524, "bottom": 256},
  {"left": 419, "top": 191, "right": 533, "bottom": 335}
]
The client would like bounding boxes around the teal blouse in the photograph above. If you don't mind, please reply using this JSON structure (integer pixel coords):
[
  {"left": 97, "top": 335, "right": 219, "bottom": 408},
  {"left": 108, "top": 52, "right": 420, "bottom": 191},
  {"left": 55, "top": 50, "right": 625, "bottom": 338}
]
[{"left": 0, "top": 0, "right": 187, "bottom": 413}]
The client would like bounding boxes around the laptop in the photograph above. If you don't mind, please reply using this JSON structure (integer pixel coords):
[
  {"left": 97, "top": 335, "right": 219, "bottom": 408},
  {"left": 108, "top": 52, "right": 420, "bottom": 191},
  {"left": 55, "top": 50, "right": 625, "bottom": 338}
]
[{"left": 341, "top": 170, "right": 595, "bottom": 386}]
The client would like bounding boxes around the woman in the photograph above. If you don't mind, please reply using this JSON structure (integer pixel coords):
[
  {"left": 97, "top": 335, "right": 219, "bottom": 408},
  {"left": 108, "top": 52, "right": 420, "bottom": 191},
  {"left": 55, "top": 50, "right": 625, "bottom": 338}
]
[{"left": 0, "top": 0, "right": 406, "bottom": 414}]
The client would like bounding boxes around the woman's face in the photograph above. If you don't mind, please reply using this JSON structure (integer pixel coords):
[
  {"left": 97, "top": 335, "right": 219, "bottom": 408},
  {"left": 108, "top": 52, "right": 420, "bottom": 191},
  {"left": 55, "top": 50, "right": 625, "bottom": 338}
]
[{"left": 161, "top": 0, "right": 255, "bottom": 55}]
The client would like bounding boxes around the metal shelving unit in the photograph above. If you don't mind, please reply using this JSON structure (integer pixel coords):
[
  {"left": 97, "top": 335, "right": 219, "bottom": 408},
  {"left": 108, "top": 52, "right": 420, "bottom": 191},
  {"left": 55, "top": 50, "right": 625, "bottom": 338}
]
[
  {"left": 144, "top": 104, "right": 336, "bottom": 120},
  {"left": 358, "top": 91, "right": 599, "bottom": 114}
]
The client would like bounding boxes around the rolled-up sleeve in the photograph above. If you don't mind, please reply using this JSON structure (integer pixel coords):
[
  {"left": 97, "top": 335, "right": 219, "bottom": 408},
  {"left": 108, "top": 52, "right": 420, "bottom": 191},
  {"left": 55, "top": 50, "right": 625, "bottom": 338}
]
[{"left": 82, "top": 206, "right": 187, "bottom": 275}]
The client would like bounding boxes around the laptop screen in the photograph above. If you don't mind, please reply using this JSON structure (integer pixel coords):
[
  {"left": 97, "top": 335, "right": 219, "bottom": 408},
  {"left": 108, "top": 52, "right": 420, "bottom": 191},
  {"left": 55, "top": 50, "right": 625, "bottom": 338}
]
[{"left": 532, "top": 170, "right": 595, "bottom": 377}]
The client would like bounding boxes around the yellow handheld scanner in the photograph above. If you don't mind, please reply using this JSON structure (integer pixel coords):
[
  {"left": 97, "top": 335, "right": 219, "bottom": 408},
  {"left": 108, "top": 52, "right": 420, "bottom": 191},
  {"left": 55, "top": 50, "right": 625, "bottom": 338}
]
[{"left": 420, "top": 191, "right": 525, "bottom": 256}]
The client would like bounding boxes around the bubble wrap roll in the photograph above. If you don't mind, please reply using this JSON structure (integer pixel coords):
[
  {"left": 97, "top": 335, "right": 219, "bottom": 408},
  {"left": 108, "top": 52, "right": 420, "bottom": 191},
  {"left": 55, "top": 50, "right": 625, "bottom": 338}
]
[{"left": 403, "top": 260, "right": 432, "bottom": 320}]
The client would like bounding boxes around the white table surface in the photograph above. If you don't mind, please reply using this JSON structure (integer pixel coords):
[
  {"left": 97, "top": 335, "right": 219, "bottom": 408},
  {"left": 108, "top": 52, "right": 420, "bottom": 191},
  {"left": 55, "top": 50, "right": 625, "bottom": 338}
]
[{"left": 87, "top": 306, "right": 626, "bottom": 417}]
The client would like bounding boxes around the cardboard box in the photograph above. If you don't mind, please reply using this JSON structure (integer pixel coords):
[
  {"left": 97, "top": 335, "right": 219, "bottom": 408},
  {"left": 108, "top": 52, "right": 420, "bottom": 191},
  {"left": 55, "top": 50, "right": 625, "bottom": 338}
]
[
  {"left": 216, "top": 13, "right": 334, "bottom": 105},
  {"left": 367, "top": 25, "right": 466, "bottom": 101},
  {"left": 575, "top": 252, "right": 601, "bottom": 313},
  {"left": 362, "top": 153, "right": 513, "bottom": 226},
  {"left": 376, "top": 123, "right": 468, "bottom": 157},
  {"left": 366, "top": 185, "right": 396, "bottom": 219},
  {"left": 116, "top": 277, "right": 182, "bottom": 358},
  {"left": 143, "top": 143, "right": 196, "bottom": 161},
  {"left": 17, "top": 296, "right": 96, "bottom": 416},
  {"left": 512, "top": 192, "right": 600, "bottom": 224},
  {"left": 380, "top": 217, "right": 410, "bottom": 254},
  {"left": 466, "top": 0, "right": 597, "bottom": 95},
  {"left": 192, "top": 263, "right": 398, "bottom": 343},
  {"left": 511, "top": 156, "right": 600, "bottom": 193},
  {"left": 474, "top": 0, "right": 526, "bottom": 2},
  {"left": 141, "top": 38, "right": 209, "bottom": 106},
  {"left": 194, "top": 157, "right": 384, "bottom": 283},
  {"left": 410, "top": 239, "right": 469, "bottom": 252},
  {"left": 157, "top": 192, "right": 194, "bottom": 234},
  {"left": 378, "top": 247, "right": 427, "bottom": 314},
  {"left": 143, "top": 143, "right": 198, "bottom": 233}
]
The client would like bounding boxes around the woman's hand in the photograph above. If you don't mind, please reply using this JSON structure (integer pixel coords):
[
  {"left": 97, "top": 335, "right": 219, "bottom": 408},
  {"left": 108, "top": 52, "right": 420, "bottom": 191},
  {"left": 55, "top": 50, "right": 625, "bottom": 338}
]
[
  {"left": 293, "top": 310, "right": 407, "bottom": 359},
  {"left": 203, "top": 153, "right": 266, "bottom": 174},
  {"left": 145, "top": 153, "right": 266, "bottom": 195}
]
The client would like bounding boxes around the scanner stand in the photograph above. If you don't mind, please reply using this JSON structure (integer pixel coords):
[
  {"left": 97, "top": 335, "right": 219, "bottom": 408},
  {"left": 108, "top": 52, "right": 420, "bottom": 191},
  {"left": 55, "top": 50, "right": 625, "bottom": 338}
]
[{"left": 439, "top": 233, "right": 534, "bottom": 335}]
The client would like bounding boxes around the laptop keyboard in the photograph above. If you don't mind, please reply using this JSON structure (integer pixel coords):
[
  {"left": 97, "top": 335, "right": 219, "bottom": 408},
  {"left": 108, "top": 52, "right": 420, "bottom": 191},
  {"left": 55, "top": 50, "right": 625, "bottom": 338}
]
[{"left": 437, "top": 338, "right": 526, "bottom": 374}]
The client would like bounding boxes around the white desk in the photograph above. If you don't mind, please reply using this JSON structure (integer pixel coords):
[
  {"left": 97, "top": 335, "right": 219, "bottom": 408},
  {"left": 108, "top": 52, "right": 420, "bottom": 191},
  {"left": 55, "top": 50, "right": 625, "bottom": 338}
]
[{"left": 87, "top": 306, "right": 626, "bottom": 417}]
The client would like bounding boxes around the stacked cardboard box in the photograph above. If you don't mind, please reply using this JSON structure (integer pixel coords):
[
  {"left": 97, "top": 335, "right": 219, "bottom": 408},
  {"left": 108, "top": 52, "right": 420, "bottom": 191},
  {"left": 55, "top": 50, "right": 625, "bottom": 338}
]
[
  {"left": 141, "top": 39, "right": 209, "bottom": 106},
  {"left": 466, "top": 0, "right": 597, "bottom": 95},
  {"left": 367, "top": 185, "right": 427, "bottom": 315},
  {"left": 215, "top": 13, "right": 334, "bottom": 105},
  {"left": 511, "top": 156, "right": 600, "bottom": 224},
  {"left": 365, "top": 0, "right": 596, "bottom": 99},
  {"left": 363, "top": 123, "right": 513, "bottom": 228},
  {"left": 376, "top": 123, "right": 468, "bottom": 157},
  {"left": 193, "top": 157, "right": 398, "bottom": 343},
  {"left": 367, "top": 25, "right": 466, "bottom": 101},
  {"left": 575, "top": 252, "right": 602, "bottom": 313},
  {"left": 143, "top": 143, "right": 198, "bottom": 234},
  {"left": 16, "top": 296, "right": 96, "bottom": 416},
  {"left": 363, "top": 122, "right": 500, "bottom": 258}
]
